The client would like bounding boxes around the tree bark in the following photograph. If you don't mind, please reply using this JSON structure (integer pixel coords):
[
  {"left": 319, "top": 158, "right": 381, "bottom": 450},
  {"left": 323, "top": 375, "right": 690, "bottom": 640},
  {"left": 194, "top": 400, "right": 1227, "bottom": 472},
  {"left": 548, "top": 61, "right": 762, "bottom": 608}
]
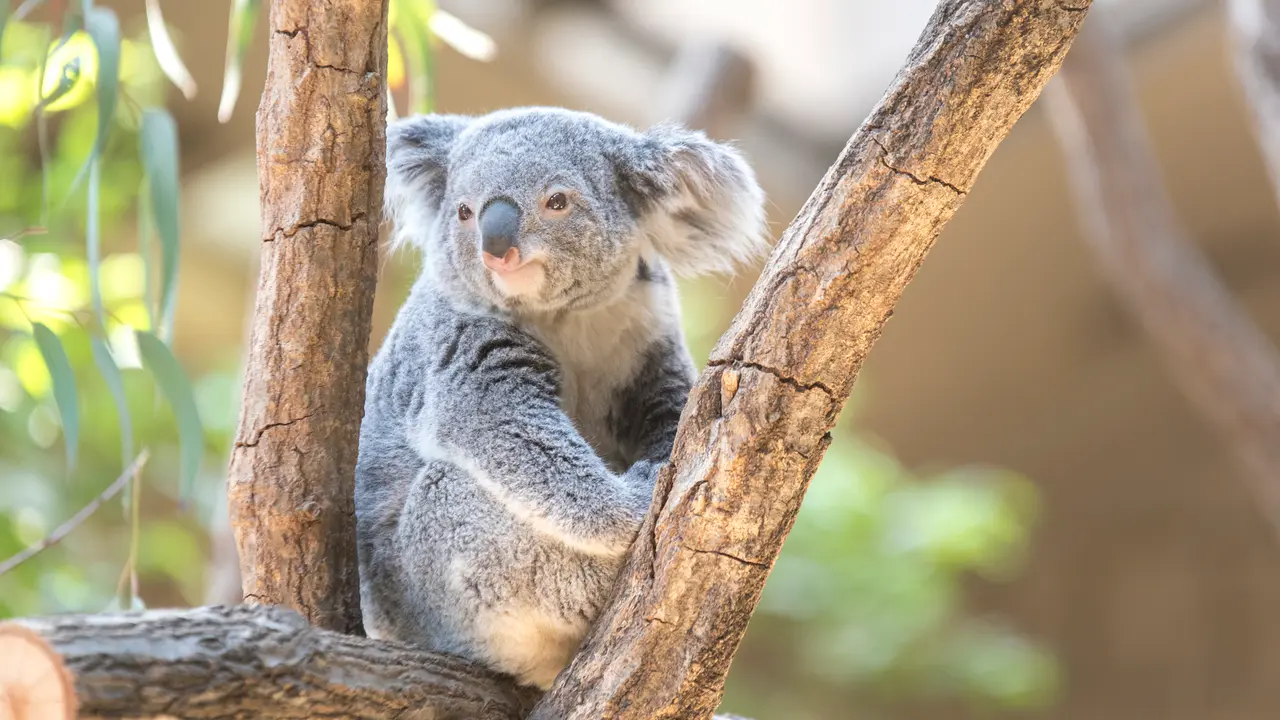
[
  {"left": 533, "top": 2, "right": 1092, "bottom": 718},
  {"left": 1229, "top": 0, "right": 1280, "bottom": 207},
  {"left": 226, "top": 0, "right": 389, "bottom": 634},
  {"left": 11, "top": 1, "right": 1091, "bottom": 717},
  {"left": 1045, "top": 21, "right": 1280, "bottom": 535},
  {"left": 8, "top": 606, "right": 538, "bottom": 720}
]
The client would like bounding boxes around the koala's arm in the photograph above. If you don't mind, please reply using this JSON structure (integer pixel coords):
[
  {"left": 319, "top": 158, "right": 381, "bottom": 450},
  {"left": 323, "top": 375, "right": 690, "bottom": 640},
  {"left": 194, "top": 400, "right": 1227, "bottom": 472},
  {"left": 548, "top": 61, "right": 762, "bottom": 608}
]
[
  {"left": 612, "top": 340, "right": 695, "bottom": 471},
  {"left": 425, "top": 317, "right": 653, "bottom": 556}
]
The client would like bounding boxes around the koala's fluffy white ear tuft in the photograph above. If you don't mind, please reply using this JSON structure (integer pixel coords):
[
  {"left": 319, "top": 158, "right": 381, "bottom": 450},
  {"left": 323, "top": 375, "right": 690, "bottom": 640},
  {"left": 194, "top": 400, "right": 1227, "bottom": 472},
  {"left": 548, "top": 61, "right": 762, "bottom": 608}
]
[
  {"left": 614, "top": 124, "right": 770, "bottom": 277},
  {"left": 385, "top": 114, "right": 472, "bottom": 251}
]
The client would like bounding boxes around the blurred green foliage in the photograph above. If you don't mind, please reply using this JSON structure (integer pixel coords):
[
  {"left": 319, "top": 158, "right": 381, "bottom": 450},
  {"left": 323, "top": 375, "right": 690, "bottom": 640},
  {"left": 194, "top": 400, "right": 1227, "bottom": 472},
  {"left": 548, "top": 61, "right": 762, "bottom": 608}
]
[
  {"left": 0, "top": 4, "right": 1056, "bottom": 718},
  {"left": 0, "top": 13, "right": 228, "bottom": 618}
]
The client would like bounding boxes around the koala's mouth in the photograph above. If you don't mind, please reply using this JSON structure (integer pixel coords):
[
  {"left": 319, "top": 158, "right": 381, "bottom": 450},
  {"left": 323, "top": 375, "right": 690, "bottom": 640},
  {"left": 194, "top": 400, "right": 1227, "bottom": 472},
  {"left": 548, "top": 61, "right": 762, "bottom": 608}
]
[{"left": 483, "top": 249, "right": 546, "bottom": 298}]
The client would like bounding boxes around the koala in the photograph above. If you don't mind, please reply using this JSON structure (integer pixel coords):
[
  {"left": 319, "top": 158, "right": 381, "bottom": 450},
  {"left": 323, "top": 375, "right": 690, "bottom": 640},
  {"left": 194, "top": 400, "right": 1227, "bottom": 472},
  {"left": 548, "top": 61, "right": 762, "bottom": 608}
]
[{"left": 355, "top": 107, "right": 768, "bottom": 690}]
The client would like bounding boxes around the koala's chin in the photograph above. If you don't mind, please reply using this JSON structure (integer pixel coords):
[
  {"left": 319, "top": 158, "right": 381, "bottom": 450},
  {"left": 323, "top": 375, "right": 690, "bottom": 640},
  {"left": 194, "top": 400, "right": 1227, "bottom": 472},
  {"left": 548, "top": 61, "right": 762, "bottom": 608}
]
[{"left": 487, "top": 260, "right": 546, "bottom": 301}]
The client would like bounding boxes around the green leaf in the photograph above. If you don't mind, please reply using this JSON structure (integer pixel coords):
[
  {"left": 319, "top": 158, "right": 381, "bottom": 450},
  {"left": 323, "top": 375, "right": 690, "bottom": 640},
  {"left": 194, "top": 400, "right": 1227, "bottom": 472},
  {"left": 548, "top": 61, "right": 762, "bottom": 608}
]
[
  {"left": 217, "top": 0, "right": 261, "bottom": 123},
  {"left": 86, "top": 156, "right": 104, "bottom": 328},
  {"left": 67, "top": 6, "right": 120, "bottom": 195},
  {"left": 144, "top": 0, "right": 197, "bottom": 100},
  {"left": 90, "top": 335, "right": 134, "bottom": 470},
  {"left": 137, "top": 176, "right": 156, "bottom": 329},
  {"left": 139, "top": 109, "right": 180, "bottom": 339},
  {"left": 391, "top": 0, "right": 436, "bottom": 114},
  {"left": 31, "top": 323, "right": 79, "bottom": 472},
  {"left": 135, "top": 330, "right": 204, "bottom": 499}
]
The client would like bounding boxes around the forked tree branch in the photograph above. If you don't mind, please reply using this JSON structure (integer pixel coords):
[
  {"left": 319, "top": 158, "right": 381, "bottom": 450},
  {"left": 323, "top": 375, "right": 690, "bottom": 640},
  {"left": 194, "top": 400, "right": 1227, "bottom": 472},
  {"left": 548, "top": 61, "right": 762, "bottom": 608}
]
[
  {"left": 1045, "top": 20, "right": 1280, "bottom": 535},
  {"left": 7, "top": 1, "right": 1091, "bottom": 718},
  {"left": 534, "top": 2, "right": 1091, "bottom": 716}
]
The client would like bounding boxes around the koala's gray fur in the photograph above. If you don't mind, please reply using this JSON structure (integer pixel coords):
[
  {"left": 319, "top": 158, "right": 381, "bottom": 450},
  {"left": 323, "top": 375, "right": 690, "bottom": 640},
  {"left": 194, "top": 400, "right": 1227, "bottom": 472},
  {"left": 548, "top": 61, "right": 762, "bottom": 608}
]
[{"left": 356, "top": 107, "right": 768, "bottom": 689}]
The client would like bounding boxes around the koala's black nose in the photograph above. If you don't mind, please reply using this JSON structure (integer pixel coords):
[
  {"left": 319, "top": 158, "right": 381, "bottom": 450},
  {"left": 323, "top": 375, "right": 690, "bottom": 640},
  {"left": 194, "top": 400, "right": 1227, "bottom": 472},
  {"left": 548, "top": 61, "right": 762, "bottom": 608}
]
[{"left": 479, "top": 197, "right": 521, "bottom": 258}]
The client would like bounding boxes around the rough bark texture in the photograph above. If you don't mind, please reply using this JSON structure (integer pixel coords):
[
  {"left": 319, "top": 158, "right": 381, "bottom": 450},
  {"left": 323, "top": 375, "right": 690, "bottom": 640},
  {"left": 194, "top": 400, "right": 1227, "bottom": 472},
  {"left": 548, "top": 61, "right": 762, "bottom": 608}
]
[
  {"left": 1230, "top": 0, "right": 1280, "bottom": 206},
  {"left": 13, "top": 606, "right": 538, "bottom": 720},
  {"left": 532, "top": 2, "right": 1092, "bottom": 718},
  {"left": 227, "top": 0, "right": 389, "bottom": 634},
  {"left": 1045, "top": 22, "right": 1280, "bottom": 531}
]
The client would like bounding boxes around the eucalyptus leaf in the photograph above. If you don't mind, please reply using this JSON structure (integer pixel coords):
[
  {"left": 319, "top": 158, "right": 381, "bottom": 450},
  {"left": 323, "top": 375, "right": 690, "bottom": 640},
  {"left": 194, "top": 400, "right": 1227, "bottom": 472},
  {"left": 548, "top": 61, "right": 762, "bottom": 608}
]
[
  {"left": 68, "top": 6, "right": 120, "bottom": 195},
  {"left": 90, "top": 336, "right": 134, "bottom": 470},
  {"left": 135, "top": 331, "right": 204, "bottom": 500},
  {"left": 139, "top": 109, "right": 180, "bottom": 340},
  {"left": 144, "top": 0, "right": 197, "bottom": 100},
  {"left": 86, "top": 157, "right": 104, "bottom": 328},
  {"left": 31, "top": 323, "right": 79, "bottom": 472},
  {"left": 217, "top": 0, "right": 261, "bottom": 123}
]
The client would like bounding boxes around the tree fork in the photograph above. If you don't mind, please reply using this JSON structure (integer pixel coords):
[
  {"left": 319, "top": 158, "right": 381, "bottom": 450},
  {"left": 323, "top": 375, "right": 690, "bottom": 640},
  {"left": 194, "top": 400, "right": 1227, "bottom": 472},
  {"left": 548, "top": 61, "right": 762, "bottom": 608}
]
[
  {"left": 8, "top": 1, "right": 1092, "bottom": 718},
  {"left": 533, "top": 1, "right": 1092, "bottom": 716},
  {"left": 227, "top": 0, "right": 389, "bottom": 634}
]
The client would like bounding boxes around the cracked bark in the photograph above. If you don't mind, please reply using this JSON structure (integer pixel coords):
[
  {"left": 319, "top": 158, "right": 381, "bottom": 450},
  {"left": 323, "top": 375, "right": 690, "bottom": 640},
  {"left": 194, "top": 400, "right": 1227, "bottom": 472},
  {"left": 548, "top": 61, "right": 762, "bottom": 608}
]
[
  {"left": 533, "top": 1, "right": 1092, "bottom": 717},
  {"left": 226, "top": 0, "right": 388, "bottom": 634},
  {"left": 1230, "top": 0, "right": 1280, "bottom": 207},
  {"left": 8, "top": 1, "right": 1089, "bottom": 718},
  {"left": 7, "top": 606, "right": 540, "bottom": 720},
  {"left": 1045, "top": 20, "right": 1280, "bottom": 536}
]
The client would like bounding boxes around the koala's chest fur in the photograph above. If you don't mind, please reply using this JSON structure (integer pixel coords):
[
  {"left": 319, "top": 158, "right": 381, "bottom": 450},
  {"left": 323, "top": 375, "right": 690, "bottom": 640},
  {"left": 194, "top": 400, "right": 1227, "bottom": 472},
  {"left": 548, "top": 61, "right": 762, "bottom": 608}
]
[{"left": 523, "top": 282, "right": 676, "bottom": 468}]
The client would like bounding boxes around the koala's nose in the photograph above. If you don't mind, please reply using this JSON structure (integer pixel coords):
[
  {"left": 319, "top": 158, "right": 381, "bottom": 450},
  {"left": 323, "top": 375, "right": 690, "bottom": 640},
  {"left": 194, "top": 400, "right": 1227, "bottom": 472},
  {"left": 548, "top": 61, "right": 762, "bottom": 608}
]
[{"left": 479, "top": 197, "right": 521, "bottom": 258}]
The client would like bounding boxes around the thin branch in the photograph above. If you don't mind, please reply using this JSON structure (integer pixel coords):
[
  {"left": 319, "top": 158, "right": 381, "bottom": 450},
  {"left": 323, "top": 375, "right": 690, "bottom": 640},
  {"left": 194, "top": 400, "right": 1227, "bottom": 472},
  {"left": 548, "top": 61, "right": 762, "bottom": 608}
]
[
  {"left": 1228, "top": 0, "right": 1280, "bottom": 208},
  {"left": 0, "top": 451, "right": 149, "bottom": 577},
  {"left": 1045, "top": 21, "right": 1280, "bottom": 533}
]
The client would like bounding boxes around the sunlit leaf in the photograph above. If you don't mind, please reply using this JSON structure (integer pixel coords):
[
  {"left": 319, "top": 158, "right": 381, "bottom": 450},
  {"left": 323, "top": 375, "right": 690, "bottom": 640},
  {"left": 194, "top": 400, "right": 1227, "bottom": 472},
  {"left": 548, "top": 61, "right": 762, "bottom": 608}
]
[
  {"left": 139, "top": 109, "right": 179, "bottom": 339},
  {"left": 217, "top": 0, "right": 261, "bottom": 123},
  {"left": 391, "top": 0, "right": 436, "bottom": 114},
  {"left": 39, "top": 32, "right": 96, "bottom": 113},
  {"left": 30, "top": 322, "right": 79, "bottom": 471},
  {"left": 428, "top": 9, "right": 496, "bottom": 62},
  {"left": 388, "top": 32, "right": 406, "bottom": 90},
  {"left": 135, "top": 330, "right": 203, "bottom": 499},
  {"left": 91, "top": 335, "right": 134, "bottom": 469},
  {"left": 144, "top": 0, "right": 197, "bottom": 100}
]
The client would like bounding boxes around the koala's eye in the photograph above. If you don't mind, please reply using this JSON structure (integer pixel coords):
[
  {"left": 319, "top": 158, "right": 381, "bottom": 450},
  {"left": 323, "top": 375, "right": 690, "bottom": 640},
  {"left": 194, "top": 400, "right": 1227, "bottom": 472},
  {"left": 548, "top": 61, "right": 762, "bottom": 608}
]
[
  {"left": 457, "top": 203, "right": 473, "bottom": 222},
  {"left": 545, "top": 192, "right": 568, "bottom": 212}
]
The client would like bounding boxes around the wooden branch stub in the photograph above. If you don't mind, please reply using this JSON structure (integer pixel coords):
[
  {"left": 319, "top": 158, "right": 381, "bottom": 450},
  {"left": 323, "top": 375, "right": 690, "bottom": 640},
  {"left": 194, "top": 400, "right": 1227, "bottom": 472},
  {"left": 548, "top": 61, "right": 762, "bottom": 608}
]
[
  {"left": 227, "top": 0, "right": 390, "bottom": 633},
  {"left": 15, "top": 606, "right": 539, "bottom": 720},
  {"left": 0, "top": 624, "right": 75, "bottom": 720},
  {"left": 533, "top": 1, "right": 1094, "bottom": 718}
]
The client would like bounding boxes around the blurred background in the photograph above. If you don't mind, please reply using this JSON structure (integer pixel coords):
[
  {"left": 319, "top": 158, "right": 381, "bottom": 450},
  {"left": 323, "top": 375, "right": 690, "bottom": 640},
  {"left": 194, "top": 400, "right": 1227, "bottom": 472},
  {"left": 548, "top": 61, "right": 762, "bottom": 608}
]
[{"left": 3, "top": 0, "right": 1279, "bottom": 718}]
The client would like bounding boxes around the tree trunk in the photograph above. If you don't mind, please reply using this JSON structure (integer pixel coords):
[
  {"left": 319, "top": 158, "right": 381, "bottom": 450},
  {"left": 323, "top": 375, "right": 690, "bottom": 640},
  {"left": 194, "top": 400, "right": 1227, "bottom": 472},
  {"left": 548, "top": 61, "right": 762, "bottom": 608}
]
[
  {"left": 1044, "top": 19, "right": 1280, "bottom": 537},
  {"left": 9, "top": 1, "right": 1092, "bottom": 717},
  {"left": 226, "top": 0, "right": 389, "bottom": 634}
]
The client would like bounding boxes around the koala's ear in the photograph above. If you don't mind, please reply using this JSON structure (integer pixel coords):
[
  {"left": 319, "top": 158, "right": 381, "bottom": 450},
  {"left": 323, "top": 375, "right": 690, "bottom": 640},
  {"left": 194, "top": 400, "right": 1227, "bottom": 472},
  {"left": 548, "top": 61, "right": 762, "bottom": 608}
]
[
  {"left": 613, "top": 123, "right": 769, "bottom": 277},
  {"left": 384, "top": 114, "right": 471, "bottom": 250}
]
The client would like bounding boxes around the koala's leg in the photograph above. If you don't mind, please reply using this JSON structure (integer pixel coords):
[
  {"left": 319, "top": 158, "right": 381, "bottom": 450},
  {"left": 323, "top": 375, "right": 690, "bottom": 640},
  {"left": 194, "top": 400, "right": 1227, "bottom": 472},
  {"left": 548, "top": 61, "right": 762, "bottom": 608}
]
[{"left": 427, "top": 320, "right": 654, "bottom": 557}]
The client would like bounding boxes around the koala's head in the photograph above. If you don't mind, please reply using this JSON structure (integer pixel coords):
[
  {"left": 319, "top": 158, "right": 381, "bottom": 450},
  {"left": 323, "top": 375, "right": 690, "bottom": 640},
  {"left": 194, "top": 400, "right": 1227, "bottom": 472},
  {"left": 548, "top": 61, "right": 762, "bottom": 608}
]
[{"left": 385, "top": 107, "right": 768, "bottom": 314}]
